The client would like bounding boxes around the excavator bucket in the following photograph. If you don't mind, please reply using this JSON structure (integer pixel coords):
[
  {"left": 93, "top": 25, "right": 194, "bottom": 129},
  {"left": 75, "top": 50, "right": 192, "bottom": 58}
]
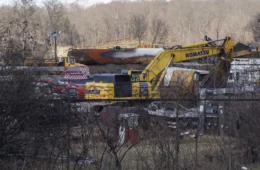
[
  {"left": 233, "top": 42, "right": 259, "bottom": 58},
  {"left": 234, "top": 42, "right": 250, "bottom": 52},
  {"left": 201, "top": 42, "right": 259, "bottom": 88}
]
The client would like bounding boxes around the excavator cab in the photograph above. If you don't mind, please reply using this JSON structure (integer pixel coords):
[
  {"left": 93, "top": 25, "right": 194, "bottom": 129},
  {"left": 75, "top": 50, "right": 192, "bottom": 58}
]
[
  {"left": 121, "top": 69, "right": 142, "bottom": 82},
  {"left": 24, "top": 56, "right": 77, "bottom": 67},
  {"left": 58, "top": 56, "right": 76, "bottom": 67}
]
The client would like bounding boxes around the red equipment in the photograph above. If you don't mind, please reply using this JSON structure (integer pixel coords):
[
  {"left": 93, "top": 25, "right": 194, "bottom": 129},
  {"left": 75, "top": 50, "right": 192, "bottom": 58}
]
[
  {"left": 118, "top": 113, "right": 139, "bottom": 145},
  {"left": 38, "top": 75, "right": 85, "bottom": 100}
]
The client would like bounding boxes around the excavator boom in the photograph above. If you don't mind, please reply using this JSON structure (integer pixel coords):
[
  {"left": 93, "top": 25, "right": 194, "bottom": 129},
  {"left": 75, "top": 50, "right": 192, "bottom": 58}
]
[{"left": 139, "top": 37, "right": 234, "bottom": 82}]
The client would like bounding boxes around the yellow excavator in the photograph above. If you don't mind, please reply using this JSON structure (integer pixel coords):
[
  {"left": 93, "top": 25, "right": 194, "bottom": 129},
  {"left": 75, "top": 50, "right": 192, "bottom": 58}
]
[
  {"left": 24, "top": 56, "right": 85, "bottom": 67},
  {"left": 85, "top": 36, "right": 234, "bottom": 101},
  {"left": 23, "top": 56, "right": 88, "bottom": 76}
]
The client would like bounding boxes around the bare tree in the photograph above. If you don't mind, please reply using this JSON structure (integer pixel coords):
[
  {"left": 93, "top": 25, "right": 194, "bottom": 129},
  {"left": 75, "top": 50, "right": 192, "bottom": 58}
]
[
  {"left": 248, "top": 13, "right": 260, "bottom": 41},
  {"left": 150, "top": 17, "right": 168, "bottom": 45},
  {"left": 44, "top": 0, "right": 65, "bottom": 33},
  {"left": 0, "top": 0, "right": 49, "bottom": 65},
  {"left": 130, "top": 14, "right": 147, "bottom": 45},
  {"left": 44, "top": 0, "right": 80, "bottom": 49}
]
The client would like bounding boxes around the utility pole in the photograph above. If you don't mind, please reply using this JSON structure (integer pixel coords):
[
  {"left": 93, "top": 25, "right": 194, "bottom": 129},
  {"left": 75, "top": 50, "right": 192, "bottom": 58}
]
[
  {"left": 54, "top": 34, "right": 57, "bottom": 63},
  {"left": 49, "top": 31, "right": 62, "bottom": 64}
]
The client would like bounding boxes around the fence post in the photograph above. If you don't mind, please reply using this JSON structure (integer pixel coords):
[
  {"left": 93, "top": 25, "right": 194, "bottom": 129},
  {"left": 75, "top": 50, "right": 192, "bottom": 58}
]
[
  {"left": 198, "top": 89, "right": 206, "bottom": 135},
  {"left": 218, "top": 102, "right": 225, "bottom": 136}
]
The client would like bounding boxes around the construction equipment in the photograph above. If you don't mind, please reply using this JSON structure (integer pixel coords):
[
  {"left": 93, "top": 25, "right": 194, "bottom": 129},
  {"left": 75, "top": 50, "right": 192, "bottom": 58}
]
[
  {"left": 85, "top": 36, "right": 234, "bottom": 101},
  {"left": 118, "top": 113, "right": 139, "bottom": 145},
  {"left": 37, "top": 75, "right": 86, "bottom": 100},
  {"left": 24, "top": 56, "right": 90, "bottom": 84},
  {"left": 121, "top": 68, "right": 204, "bottom": 99},
  {"left": 24, "top": 56, "right": 85, "bottom": 67},
  {"left": 232, "top": 42, "right": 260, "bottom": 58},
  {"left": 162, "top": 69, "right": 201, "bottom": 97}
]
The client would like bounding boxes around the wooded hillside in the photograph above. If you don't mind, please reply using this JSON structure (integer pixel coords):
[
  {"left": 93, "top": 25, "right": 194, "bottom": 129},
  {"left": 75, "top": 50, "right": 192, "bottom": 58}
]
[{"left": 71, "top": 0, "right": 260, "bottom": 46}]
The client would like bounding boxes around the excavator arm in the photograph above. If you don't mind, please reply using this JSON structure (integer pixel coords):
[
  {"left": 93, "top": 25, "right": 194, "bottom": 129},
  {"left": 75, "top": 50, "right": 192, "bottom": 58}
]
[{"left": 139, "top": 37, "right": 234, "bottom": 82}]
